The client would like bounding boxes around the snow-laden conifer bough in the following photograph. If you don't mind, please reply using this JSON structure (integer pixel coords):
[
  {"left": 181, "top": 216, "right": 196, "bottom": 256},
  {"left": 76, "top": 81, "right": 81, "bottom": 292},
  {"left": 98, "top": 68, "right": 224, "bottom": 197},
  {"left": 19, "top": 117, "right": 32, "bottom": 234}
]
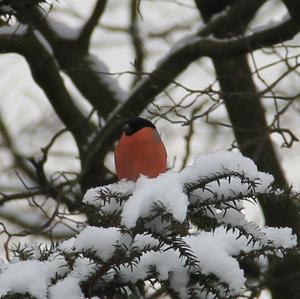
[{"left": 0, "top": 152, "right": 297, "bottom": 299}]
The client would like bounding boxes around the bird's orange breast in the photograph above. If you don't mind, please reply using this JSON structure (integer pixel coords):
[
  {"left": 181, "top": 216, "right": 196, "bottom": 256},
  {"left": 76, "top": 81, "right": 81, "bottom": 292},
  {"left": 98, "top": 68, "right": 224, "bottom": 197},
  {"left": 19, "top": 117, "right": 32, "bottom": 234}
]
[{"left": 114, "top": 127, "right": 167, "bottom": 181}]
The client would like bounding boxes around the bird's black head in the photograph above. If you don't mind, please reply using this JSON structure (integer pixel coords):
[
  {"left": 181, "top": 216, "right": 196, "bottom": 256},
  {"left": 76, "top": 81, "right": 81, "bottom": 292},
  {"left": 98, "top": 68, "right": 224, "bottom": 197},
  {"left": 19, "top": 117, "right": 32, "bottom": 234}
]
[{"left": 123, "top": 117, "right": 155, "bottom": 136}]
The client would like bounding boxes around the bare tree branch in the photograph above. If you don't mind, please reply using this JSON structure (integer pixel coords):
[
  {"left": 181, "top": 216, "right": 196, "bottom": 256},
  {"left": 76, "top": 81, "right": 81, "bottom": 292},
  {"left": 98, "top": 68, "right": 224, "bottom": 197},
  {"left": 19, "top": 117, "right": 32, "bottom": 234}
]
[
  {"left": 0, "top": 112, "right": 37, "bottom": 182},
  {"left": 81, "top": 17, "right": 299, "bottom": 190},
  {"left": 78, "top": 0, "right": 108, "bottom": 50},
  {"left": 129, "top": 0, "right": 145, "bottom": 86},
  {"left": 0, "top": 29, "right": 93, "bottom": 153},
  {"left": 29, "top": 7, "right": 122, "bottom": 118}
]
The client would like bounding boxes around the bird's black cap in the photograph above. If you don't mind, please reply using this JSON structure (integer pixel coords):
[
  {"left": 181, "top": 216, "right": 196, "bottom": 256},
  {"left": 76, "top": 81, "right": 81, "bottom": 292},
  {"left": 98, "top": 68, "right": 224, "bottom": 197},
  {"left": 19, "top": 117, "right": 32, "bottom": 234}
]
[{"left": 123, "top": 117, "right": 155, "bottom": 136}]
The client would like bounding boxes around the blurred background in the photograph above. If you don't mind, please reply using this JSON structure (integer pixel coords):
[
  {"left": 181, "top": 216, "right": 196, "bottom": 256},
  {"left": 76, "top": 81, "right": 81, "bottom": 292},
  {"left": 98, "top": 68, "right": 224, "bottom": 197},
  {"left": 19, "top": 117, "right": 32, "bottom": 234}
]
[{"left": 0, "top": 1, "right": 299, "bottom": 297}]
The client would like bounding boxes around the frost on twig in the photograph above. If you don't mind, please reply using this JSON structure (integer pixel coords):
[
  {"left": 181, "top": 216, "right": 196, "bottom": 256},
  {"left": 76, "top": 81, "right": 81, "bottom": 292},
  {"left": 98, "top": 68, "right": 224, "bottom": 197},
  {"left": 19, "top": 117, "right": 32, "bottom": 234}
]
[{"left": 0, "top": 152, "right": 297, "bottom": 299}]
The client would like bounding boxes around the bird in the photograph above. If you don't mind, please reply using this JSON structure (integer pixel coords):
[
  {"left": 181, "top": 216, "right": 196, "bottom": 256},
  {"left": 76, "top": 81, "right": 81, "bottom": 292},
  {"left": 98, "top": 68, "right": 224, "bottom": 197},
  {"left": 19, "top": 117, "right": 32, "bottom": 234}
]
[{"left": 114, "top": 117, "right": 167, "bottom": 181}]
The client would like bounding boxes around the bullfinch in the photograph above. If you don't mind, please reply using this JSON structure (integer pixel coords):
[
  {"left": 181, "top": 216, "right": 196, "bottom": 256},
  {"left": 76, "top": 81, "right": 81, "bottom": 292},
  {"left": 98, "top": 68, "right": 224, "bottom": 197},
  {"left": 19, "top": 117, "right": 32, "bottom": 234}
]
[{"left": 114, "top": 117, "right": 167, "bottom": 181}]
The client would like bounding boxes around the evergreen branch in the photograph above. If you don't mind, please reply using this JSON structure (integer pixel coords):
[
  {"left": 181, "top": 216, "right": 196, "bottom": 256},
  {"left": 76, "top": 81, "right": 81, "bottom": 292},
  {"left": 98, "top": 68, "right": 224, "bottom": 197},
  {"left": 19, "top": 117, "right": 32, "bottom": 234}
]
[
  {"left": 235, "top": 245, "right": 290, "bottom": 261},
  {"left": 188, "top": 271, "right": 232, "bottom": 299},
  {"left": 190, "top": 204, "right": 267, "bottom": 247},
  {"left": 184, "top": 171, "right": 259, "bottom": 195},
  {"left": 189, "top": 190, "right": 257, "bottom": 209}
]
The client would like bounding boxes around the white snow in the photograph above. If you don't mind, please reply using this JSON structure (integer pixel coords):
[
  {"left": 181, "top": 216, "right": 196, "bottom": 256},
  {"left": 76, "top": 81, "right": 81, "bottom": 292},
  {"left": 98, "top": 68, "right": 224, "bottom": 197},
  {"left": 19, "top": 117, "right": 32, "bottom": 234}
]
[
  {"left": 117, "top": 151, "right": 274, "bottom": 228},
  {"left": 49, "top": 277, "right": 84, "bottom": 299},
  {"left": 77, "top": 151, "right": 296, "bottom": 296},
  {"left": 74, "top": 226, "right": 121, "bottom": 261},
  {"left": 61, "top": 228, "right": 160, "bottom": 258},
  {"left": 117, "top": 225, "right": 295, "bottom": 297},
  {"left": 0, "top": 256, "right": 67, "bottom": 299},
  {"left": 0, "top": 151, "right": 297, "bottom": 298},
  {"left": 118, "top": 225, "right": 295, "bottom": 297},
  {"left": 184, "top": 228, "right": 246, "bottom": 293},
  {"left": 120, "top": 250, "right": 189, "bottom": 299},
  {"left": 83, "top": 180, "right": 135, "bottom": 212},
  {"left": 204, "top": 207, "right": 267, "bottom": 243},
  {"left": 180, "top": 151, "right": 274, "bottom": 191},
  {"left": 132, "top": 233, "right": 160, "bottom": 250},
  {"left": 121, "top": 171, "right": 189, "bottom": 228},
  {"left": 49, "top": 257, "right": 97, "bottom": 299},
  {"left": 184, "top": 225, "right": 296, "bottom": 294},
  {"left": 70, "top": 257, "right": 97, "bottom": 281},
  {"left": 59, "top": 237, "right": 76, "bottom": 252},
  {"left": 261, "top": 226, "right": 297, "bottom": 249},
  {"left": 83, "top": 186, "right": 104, "bottom": 207}
]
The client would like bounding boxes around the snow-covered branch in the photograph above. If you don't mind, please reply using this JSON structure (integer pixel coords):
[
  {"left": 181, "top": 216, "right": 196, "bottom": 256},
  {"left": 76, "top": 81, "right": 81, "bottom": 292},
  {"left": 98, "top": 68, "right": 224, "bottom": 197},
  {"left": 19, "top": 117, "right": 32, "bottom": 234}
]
[{"left": 0, "top": 152, "right": 297, "bottom": 299}]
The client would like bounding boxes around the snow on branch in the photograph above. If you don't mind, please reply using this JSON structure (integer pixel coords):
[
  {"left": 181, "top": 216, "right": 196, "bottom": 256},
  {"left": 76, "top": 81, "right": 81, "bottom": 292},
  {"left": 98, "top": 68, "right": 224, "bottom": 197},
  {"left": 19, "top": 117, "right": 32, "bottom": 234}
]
[
  {"left": 85, "top": 54, "right": 128, "bottom": 102},
  {"left": 0, "top": 151, "right": 297, "bottom": 299}
]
